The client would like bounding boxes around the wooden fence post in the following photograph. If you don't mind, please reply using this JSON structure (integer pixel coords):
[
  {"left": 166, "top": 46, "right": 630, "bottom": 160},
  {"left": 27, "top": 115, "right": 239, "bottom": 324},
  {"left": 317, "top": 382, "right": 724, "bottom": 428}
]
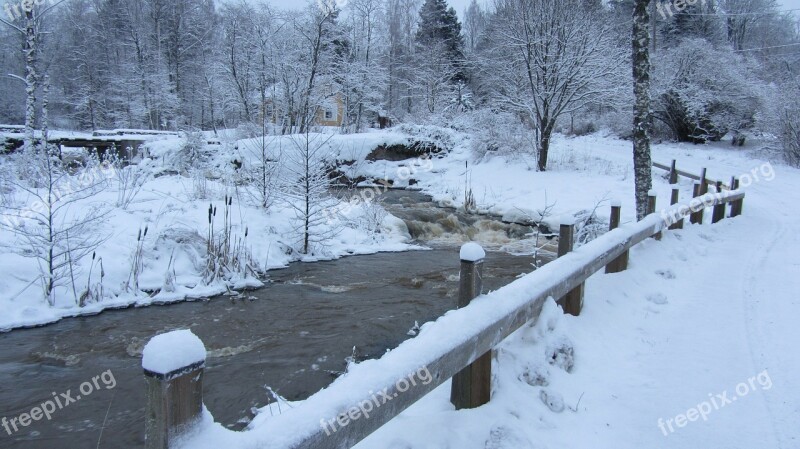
[
  {"left": 699, "top": 168, "right": 708, "bottom": 195},
  {"left": 557, "top": 219, "right": 584, "bottom": 316},
  {"left": 669, "top": 188, "right": 683, "bottom": 230},
  {"left": 647, "top": 191, "right": 661, "bottom": 240},
  {"left": 690, "top": 182, "right": 704, "bottom": 225},
  {"left": 143, "top": 330, "right": 207, "bottom": 449},
  {"left": 451, "top": 243, "right": 491, "bottom": 410},
  {"left": 605, "top": 201, "right": 629, "bottom": 274},
  {"left": 669, "top": 159, "right": 678, "bottom": 184},
  {"left": 730, "top": 178, "right": 744, "bottom": 217},
  {"left": 712, "top": 180, "right": 726, "bottom": 223}
]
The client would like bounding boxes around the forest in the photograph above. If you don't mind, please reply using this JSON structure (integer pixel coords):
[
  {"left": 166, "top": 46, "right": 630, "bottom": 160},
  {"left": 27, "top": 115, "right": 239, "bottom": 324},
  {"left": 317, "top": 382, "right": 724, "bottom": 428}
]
[{"left": 1, "top": 0, "right": 799, "bottom": 169}]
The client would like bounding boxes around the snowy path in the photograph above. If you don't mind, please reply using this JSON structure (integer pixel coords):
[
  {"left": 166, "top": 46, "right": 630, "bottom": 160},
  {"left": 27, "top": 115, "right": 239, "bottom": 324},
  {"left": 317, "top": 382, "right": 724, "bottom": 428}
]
[
  {"left": 348, "top": 141, "right": 800, "bottom": 449},
  {"left": 737, "top": 177, "right": 800, "bottom": 448}
]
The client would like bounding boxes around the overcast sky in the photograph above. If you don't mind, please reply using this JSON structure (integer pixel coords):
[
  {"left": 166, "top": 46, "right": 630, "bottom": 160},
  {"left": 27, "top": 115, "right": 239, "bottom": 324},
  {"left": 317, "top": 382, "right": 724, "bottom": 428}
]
[{"left": 258, "top": 0, "right": 800, "bottom": 20}]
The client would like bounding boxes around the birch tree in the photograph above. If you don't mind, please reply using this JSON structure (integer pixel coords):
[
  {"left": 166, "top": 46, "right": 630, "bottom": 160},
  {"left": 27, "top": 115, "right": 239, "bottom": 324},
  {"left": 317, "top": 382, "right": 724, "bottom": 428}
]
[
  {"left": 0, "top": 1, "right": 63, "bottom": 151},
  {"left": 632, "top": 0, "right": 652, "bottom": 220}
]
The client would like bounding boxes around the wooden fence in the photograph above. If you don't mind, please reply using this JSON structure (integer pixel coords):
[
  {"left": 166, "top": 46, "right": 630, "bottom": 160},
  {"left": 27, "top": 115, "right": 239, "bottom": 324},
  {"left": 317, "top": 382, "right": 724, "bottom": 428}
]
[
  {"left": 653, "top": 159, "right": 739, "bottom": 191},
  {"left": 142, "top": 174, "right": 746, "bottom": 449}
]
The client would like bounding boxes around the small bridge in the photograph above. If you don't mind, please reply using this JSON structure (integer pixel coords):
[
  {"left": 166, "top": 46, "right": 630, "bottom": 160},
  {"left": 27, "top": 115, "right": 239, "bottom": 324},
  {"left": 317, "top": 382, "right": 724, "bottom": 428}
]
[{"left": 0, "top": 126, "right": 179, "bottom": 159}]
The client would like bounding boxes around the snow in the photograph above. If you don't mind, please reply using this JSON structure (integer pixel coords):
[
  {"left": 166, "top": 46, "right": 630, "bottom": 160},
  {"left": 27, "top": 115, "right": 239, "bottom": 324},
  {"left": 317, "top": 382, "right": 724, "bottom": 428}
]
[
  {"left": 0, "top": 130, "right": 426, "bottom": 331},
  {"left": 460, "top": 242, "right": 486, "bottom": 261},
  {"left": 169, "top": 130, "right": 799, "bottom": 449},
  {"left": 142, "top": 329, "right": 206, "bottom": 375},
  {"left": 2, "top": 126, "right": 799, "bottom": 449}
]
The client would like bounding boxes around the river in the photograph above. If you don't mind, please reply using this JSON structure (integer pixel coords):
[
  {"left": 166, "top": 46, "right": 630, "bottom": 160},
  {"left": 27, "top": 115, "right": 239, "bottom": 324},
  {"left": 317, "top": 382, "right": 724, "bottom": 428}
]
[{"left": 0, "top": 190, "right": 555, "bottom": 448}]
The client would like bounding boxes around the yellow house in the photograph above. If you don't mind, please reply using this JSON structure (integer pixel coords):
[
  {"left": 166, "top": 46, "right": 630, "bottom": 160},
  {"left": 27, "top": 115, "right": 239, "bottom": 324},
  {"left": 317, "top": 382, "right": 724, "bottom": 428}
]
[
  {"left": 264, "top": 86, "right": 345, "bottom": 128},
  {"left": 314, "top": 93, "right": 345, "bottom": 127}
]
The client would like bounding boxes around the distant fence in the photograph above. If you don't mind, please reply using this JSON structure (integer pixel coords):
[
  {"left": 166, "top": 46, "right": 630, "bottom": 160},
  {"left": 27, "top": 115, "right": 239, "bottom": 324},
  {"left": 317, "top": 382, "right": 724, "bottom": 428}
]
[
  {"left": 653, "top": 159, "right": 735, "bottom": 191},
  {"left": 142, "top": 180, "right": 746, "bottom": 449}
]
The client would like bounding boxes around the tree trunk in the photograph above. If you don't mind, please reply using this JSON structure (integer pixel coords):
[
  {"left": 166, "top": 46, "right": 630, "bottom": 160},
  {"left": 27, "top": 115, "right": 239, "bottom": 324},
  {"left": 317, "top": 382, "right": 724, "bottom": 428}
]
[
  {"left": 632, "top": 0, "right": 653, "bottom": 221},
  {"left": 24, "top": 9, "right": 37, "bottom": 153},
  {"left": 537, "top": 131, "right": 551, "bottom": 172},
  {"left": 537, "top": 119, "right": 554, "bottom": 172}
]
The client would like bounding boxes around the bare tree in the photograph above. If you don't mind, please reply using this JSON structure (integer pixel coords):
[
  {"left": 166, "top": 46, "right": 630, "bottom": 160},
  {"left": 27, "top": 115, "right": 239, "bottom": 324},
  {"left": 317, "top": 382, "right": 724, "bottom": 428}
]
[
  {"left": 632, "top": 0, "right": 653, "bottom": 220},
  {"left": 221, "top": 1, "right": 258, "bottom": 123},
  {"left": 721, "top": 0, "right": 780, "bottom": 51},
  {"left": 0, "top": 149, "right": 112, "bottom": 305},
  {"left": 463, "top": 0, "right": 487, "bottom": 53},
  {"left": 281, "top": 132, "right": 340, "bottom": 255},
  {"left": 338, "top": 0, "right": 385, "bottom": 132},
  {"left": 294, "top": 4, "right": 340, "bottom": 133},
  {"left": 0, "top": 1, "right": 64, "bottom": 151},
  {"left": 481, "top": 0, "right": 625, "bottom": 171},
  {"left": 241, "top": 134, "right": 280, "bottom": 210},
  {"left": 383, "top": 0, "right": 421, "bottom": 117}
]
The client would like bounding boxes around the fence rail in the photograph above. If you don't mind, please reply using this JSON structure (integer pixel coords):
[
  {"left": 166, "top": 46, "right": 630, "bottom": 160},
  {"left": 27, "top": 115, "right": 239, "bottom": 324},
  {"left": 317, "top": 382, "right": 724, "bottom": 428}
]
[
  {"left": 142, "top": 182, "right": 746, "bottom": 449},
  {"left": 653, "top": 159, "right": 734, "bottom": 191}
]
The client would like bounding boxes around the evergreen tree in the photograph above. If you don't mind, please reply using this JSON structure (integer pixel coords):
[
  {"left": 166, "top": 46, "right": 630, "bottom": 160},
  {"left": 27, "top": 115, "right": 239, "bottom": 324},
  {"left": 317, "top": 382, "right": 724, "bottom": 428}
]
[{"left": 415, "top": 0, "right": 466, "bottom": 81}]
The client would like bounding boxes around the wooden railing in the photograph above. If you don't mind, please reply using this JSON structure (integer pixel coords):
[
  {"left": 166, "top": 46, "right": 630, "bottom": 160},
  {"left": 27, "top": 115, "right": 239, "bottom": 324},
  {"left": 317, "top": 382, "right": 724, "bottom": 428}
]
[
  {"left": 653, "top": 159, "right": 740, "bottom": 191},
  {"left": 142, "top": 185, "right": 746, "bottom": 449}
]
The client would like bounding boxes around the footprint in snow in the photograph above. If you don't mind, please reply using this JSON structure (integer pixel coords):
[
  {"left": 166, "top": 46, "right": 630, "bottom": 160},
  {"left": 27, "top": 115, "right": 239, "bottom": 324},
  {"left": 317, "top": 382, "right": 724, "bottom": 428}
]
[
  {"left": 647, "top": 293, "right": 669, "bottom": 305},
  {"left": 539, "top": 389, "right": 566, "bottom": 413},
  {"left": 655, "top": 269, "right": 676, "bottom": 280},
  {"left": 485, "top": 425, "right": 538, "bottom": 449}
]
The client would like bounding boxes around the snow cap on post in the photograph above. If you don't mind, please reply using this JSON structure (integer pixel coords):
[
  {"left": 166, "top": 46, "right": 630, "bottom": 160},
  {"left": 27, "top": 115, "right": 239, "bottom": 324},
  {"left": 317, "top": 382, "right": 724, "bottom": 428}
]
[
  {"left": 648, "top": 189, "right": 658, "bottom": 197},
  {"left": 559, "top": 215, "right": 576, "bottom": 226},
  {"left": 142, "top": 329, "right": 206, "bottom": 379},
  {"left": 610, "top": 199, "right": 622, "bottom": 208},
  {"left": 460, "top": 242, "right": 486, "bottom": 262}
]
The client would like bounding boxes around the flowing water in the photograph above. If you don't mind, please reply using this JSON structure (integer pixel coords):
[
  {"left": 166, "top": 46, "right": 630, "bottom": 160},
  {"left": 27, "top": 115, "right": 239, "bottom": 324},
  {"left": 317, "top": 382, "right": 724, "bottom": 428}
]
[{"left": 0, "top": 190, "right": 555, "bottom": 449}]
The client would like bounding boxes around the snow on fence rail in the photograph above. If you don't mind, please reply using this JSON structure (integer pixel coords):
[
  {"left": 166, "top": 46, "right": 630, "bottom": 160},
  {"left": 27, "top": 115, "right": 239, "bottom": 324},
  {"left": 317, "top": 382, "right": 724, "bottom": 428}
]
[
  {"left": 141, "top": 187, "right": 746, "bottom": 449},
  {"left": 654, "top": 159, "right": 732, "bottom": 190}
]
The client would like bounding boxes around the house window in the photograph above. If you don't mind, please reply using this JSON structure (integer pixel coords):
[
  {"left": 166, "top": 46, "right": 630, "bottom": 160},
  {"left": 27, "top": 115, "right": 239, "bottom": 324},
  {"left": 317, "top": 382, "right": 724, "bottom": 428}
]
[{"left": 324, "top": 108, "right": 335, "bottom": 120}]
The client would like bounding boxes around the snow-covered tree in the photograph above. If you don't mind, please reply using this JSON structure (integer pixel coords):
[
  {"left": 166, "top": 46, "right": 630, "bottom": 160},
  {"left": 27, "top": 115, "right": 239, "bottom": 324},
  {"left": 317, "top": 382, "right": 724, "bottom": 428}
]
[
  {"left": 337, "top": 0, "right": 387, "bottom": 131},
  {"left": 415, "top": 0, "right": 466, "bottom": 85},
  {"left": 463, "top": 0, "right": 487, "bottom": 53},
  {"left": 653, "top": 39, "right": 764, "bottom": 143},
  {"left": 0, "top": 0, "right": 60, "bottom": 151},
  {"left": 281, "top": 132, "right": 339, "bottom": 255},
  {"left": 0, "top": 144, "right": 111, "bottom": 305},
  {"left": 632, "top": 0, "right": 653, "bottom": 220},
  {"left": 721, "top": 0, "right": 780, "bottom": 51},
  {"left": 479, "top": 0, "right": 625, "bottom": 171}
]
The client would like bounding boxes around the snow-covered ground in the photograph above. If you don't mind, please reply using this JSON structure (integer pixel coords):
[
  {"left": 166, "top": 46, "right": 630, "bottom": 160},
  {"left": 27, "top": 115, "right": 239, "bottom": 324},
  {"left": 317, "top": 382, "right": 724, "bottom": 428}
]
[
  {"left": 171, "top": 131, "right": 799, "bottom": 449},
  {"left": 3, "top": 126, "right": 798, "bottom": 447},
  {"left": 0, "top": 130, "right": 423, "bottom": 331}
]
